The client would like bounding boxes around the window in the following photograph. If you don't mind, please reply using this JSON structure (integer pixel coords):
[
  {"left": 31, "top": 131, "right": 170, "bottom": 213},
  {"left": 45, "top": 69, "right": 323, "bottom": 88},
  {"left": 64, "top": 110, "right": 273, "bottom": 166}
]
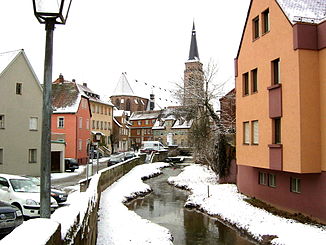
[
  {"left": 243, "top": 122, "right": 250, "bottom": 144},
  {"left": 145, "top": 120, "right": 149, "bottom": 125},
  {"left": 290, "top": 178, "right": 301, "bottom": 193},
  {"left": 79, "top": 117, "right": 83, "bottom": 129},
  {"left": 104, "top": 108, "right": 107, "bottom": 115},
  {"left": 253, "top": 16, "right": 259, "bottom": 40},
  {"left": 29, "top": 117, "right": 38, "bottom": 131},
  {"left": 16, "top": 83, "right": 22, "bottom": 95},
  {"left": 100, "top": 106, "right": 103, "bottom": 114},
  {"left": 96, "top": 121, "right": 99, "bottom": 129},
  {"left": 268, "top": 174, "right": 276, "bottom": 187},
  {"left": 136, "top": 138, "right": 140, "bottom": 143},
  {"left": 243, "top": 72, "right": 249, "bottom": 96},
  {"left": 259, "top": 172, "right": 267, "bottom": 185},
  {"left": 137, "top": 130, "right": 140, "bottom": 135},
  {"left": 272, "top": 58, "right": 280, "bottom": 84},
  {"left": 0, "top": 115, "right": 5, "bottom": 129},
  {"left": 100, "top": 121, "right": 103, "bottom": 130},
  {"left": 138, "top": 121, "right": 141, "bottom": 126},
  {"left": 273, "top": 118, "right": 281, "bottom": 144},
  {"left": 86, "top": 119, "right": 90, "bottom": 130},
  {"left": 251, "top": 68, "right": 258, "bottom": 93},
  {"left": 126, "top": 99, "right": 131, "bottom": 111},
  {"left": 262, "top": 9, "right": 270, "bottom": 34},
  {"left": 92, "top": 120, "right": 95, "bottom": 129},
  {"left": 92, "top": 105, "right": 95, "bottom": 113},
  {"left": 79, "top": 139, "right": 82, "bottom": 151},
  {"left": 28, "top": 149, "right": 37, "bottom": 163},
  {"left": 0, "top": 149, "right": 3, "bottom": 164},
  {"left": 108, "top": 122, "right": 111, "bottom": 129},
  {"left": 104, "top": 122, "right": 107, "bottom": 130},
  {"left": 252, "top": 120, "right": 259, "bottom": 144},
  {"left": 58, "top": 117, "right": 64, "bottom": 128}
]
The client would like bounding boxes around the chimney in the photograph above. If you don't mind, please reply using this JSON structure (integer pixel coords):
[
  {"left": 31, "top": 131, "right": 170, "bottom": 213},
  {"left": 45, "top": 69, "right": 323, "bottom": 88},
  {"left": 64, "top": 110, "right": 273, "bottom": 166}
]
[
  {"left": 150, "top": 93, "right": 155, "bottom": 110},
  {"left": 83, "top": 83, "right": 87, "bottom": 87}
]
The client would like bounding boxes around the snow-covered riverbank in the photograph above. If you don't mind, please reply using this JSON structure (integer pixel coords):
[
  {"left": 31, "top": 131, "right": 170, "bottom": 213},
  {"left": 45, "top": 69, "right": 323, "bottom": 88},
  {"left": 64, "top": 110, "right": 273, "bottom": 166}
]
[
  {"left": 97, "top": 162, "right": 173, "bottom": 245},
  {"left": 168, "top": 164, "right": 326, "bottom": 245}
]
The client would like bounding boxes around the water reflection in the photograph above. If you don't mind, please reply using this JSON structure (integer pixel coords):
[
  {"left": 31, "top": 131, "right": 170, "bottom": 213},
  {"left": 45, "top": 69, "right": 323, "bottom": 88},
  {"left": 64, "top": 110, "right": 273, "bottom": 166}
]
[{"left": 126, "top": 167, "right": 254, "bottom": 245}]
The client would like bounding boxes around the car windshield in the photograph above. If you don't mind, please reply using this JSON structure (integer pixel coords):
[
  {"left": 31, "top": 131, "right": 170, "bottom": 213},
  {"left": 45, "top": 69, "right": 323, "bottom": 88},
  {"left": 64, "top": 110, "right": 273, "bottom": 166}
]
[{"left": 10, "top": 179, "right": 40, "bottom": 193}]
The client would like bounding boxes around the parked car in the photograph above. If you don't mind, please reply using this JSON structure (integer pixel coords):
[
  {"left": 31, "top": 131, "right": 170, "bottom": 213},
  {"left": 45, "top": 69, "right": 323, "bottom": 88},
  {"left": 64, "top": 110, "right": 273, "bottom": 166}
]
[
  {"left": 0, "top": 201, "right": 23, "bottom": 236},
  {"left": 107, "top": 153, "right": 125, "bottom": 166},
  {"left": 140, "top": 148, "right": 157, "bottom": 154},
  {"left": 65, "top": 158, "right": 79, "bottom": 172},
  {"left": 124, "top": 152, "right": 136, "bottom": 160},
  {"left": 23, "top": 176, "right": 68, "bottom": 204},
  {"left": 0, "top": 174, "right": 58, "bottom": 219}
]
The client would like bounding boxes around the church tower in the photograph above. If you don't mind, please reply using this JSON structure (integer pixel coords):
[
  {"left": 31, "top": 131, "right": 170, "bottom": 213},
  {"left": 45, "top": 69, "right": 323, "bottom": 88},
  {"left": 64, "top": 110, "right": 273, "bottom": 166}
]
[{"left": 183, "top": 21, "right": 204, "bottom": 106}]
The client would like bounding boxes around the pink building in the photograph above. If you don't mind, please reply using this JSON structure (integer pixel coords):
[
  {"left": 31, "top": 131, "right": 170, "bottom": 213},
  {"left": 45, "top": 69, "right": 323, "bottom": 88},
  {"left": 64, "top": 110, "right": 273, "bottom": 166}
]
[{"left": 51, "top": 76, "right": 92, "bottom": 165}]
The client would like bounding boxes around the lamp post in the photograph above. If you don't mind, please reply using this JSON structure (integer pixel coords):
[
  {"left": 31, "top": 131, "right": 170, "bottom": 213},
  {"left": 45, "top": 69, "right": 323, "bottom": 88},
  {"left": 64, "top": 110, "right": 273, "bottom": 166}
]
[
  {"left": 33, "top": 0, "right": 72, "bottom": 218},
  {"left": 95, "top": 133, "right": 102, "bottom": 174}
]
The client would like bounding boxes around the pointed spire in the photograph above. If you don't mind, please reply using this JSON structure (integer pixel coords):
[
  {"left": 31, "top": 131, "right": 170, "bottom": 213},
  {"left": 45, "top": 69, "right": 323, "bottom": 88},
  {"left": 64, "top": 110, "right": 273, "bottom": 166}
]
[
  {"left": 188, "top": 21, "right": 200, "bottom": 61},
  {"left": 113, "top": 72, "right": 134, "bottom": 96}
]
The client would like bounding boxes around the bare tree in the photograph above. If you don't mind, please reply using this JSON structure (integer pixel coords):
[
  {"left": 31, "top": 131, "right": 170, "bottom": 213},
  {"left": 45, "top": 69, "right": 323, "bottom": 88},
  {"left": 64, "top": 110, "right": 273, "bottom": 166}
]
[{"left": 173, "top": 60, "right": 236, "bottom": 175}]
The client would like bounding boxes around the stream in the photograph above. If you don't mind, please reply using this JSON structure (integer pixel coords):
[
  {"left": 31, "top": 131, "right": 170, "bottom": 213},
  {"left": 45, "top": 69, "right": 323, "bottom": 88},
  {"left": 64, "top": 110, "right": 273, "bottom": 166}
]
[{"left": 126, "top": 166, "right": 256, "bottom": 245}]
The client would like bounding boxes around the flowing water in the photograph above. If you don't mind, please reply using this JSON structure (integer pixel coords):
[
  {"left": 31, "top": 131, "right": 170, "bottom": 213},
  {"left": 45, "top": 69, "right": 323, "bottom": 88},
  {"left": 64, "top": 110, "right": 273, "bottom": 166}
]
[{"left": 126, "top": 166, "right": 256, "bottom": 245}]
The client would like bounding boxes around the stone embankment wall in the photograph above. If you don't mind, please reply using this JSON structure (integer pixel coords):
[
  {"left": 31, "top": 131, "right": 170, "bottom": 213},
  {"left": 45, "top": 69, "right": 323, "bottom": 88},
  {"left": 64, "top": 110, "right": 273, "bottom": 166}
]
[{"left": 1, "top": 154, "right": 147, "bottom": 245}]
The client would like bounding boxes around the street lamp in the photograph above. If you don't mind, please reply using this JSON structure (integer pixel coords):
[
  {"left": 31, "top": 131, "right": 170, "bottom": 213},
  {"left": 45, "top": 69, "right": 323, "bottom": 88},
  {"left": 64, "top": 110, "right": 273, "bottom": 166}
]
[{"left": 33, "top": 0, "right": 72, "bottom": 218}]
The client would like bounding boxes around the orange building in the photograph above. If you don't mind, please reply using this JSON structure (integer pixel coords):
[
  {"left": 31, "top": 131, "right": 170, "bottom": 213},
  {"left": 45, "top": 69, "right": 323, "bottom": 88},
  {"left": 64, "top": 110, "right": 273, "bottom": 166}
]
[
  {"left": 235, "top": 0, "right": 326, "bottom": 223},
  {"left": 52, "top": 78, "right": 91, "bottom": 165}
]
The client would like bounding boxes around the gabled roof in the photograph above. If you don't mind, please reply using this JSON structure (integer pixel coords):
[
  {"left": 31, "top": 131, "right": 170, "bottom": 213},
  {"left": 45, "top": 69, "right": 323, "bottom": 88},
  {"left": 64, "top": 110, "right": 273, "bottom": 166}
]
[
  {"left": 0, "top": 50, "right": 21, "bottom": 75},
  {"left": 236, "top": 0, "right": 326, "bottom": 59},
  {"left": 129, "top": 110, "right": 161, "bottom": 120},
  {"left": 77, "top": 83, "right": 114, "bottom": 106},
  {"left": 112, "top": 72, "right": 134, "bottom": 96},
  {"left": 52, "top": 82, "right": 83, "bottom": 113},
  {"left": 0, "top": 49, "right": 42, "bottom": 91},
  {"left": 277, "top": 0, "right": 326, "bottom": 24}
]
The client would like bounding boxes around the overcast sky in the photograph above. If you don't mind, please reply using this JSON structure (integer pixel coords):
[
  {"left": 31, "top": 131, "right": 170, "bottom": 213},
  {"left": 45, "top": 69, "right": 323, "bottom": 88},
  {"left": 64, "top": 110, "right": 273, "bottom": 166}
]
[{"left": 0, "top": 0, "right": 250, "bottom": 108}]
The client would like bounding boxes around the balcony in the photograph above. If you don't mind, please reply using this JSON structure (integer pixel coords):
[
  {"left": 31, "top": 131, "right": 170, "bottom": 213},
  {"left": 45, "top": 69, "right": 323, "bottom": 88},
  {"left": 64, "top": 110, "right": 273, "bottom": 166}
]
[
  {"left": 268, "top": 144, "right": 282, "bottom": 170},
  {"left": 268, "top": 84, "right": 282, "bottom": 118}
]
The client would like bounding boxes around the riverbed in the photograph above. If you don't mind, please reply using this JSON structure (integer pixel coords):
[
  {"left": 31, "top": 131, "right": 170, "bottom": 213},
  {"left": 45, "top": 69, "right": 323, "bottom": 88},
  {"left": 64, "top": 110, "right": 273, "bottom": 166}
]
[{"left": 126, "top": 166, "right": 255, "bottom": 245}]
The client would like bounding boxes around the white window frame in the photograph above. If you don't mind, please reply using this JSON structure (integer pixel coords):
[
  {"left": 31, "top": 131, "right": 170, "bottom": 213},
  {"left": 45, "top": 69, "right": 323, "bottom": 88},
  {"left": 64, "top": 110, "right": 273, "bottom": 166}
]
[
  {"left": 79, "top": 139, "right": 82, "bottom": 151},
  {"left": 29, "top": 117, "right": 38, "bottom": 131},
  {"left": 58, "top": 117, "right": 64, "bottom": 128},
  {"left": 86, "top": 119, "right": 90, "bottom": 130},
  {"left": 243, "top": 121, "right": 250, "bottom": 144},
  {"left": 291, "top": 178, "right": 301, "bottom": 193},
  {"left": 259, "top": 172, "right": 267, "bottom": 185},
  {"left": 268, "top": 174, "right": 276, "bottom": 187},
  {"left": 252, "top": 120, "right": 259, "bottom": 144},
  {"left": 79, "top": 117, "right": 83, "bottom": 129}
]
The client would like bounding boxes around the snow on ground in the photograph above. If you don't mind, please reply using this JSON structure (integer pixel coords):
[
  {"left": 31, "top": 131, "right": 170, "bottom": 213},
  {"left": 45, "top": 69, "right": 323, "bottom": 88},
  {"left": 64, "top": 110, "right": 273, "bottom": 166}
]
[
  {"left": 168, "top": 164, "right": 326, "bottom": 245},
  {"left": 97, "top": 162, "right": 173, "bottom": 245},
  {"left": 51, "top": 157, "right": 109, "bottom": 180}
]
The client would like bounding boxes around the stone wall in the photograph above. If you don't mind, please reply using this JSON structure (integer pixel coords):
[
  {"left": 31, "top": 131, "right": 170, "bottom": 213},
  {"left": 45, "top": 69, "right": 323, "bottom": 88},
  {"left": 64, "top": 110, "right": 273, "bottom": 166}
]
[{"left": 1, "top": 154, "right": 146, "bottom": 245}]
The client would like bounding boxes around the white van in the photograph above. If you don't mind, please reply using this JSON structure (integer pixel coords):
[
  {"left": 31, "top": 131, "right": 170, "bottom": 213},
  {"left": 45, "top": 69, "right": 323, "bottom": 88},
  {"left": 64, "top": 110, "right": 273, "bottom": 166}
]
[{"left": 140, "top": 141, "right": 167, "bottom": 153}]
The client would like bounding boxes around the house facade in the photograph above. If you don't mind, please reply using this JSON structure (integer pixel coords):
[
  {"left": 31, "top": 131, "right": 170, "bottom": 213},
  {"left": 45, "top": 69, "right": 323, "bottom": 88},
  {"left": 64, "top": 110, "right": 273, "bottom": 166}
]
[
  {"left": 77, "top": 82, "right": 114, "bottom": 155},
  {"left": 112, "top": 109, "right": 130, "bottom": 152},
  {"left": 152, "top": 108, "right": 192, "bottom": 147},
  {"left": 52, "top": 78, "right": 92, "bottom": 165},
  {"left": 0, "top": 50, "right": 43, "bottom": 176},
  {"left": 129, "top": 110, "right": 160, "bottom": 149},
  {"left": 235, "top": 0, "right": 326, "bottom": 223}
]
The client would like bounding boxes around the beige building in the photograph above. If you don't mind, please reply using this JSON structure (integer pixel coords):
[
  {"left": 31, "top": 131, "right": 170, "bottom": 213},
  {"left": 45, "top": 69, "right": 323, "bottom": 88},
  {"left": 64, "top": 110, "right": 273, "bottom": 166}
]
[
  {"left": 0, "top": 50, "right": 43, "bottom": 176},
  {"left": 78, "top": 82, "right": 114, "bottom": 155}
]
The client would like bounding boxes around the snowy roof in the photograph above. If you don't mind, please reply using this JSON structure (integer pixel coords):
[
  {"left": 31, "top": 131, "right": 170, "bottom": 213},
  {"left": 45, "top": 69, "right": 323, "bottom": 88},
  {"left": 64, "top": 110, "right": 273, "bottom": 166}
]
[
  {"left": 171, "top": 119, "right": 193, "bottom": 129},
  {"left": 129, "top": 110, "right": 161, "bottom": 120},
  {"left": 276, "top": 0, "right": 326, "bottom": 24},
  {"left": 152, "top": 120, "right": 165, "bottom": 130},
  {"left": 112, "top": 72, "right": 134, "bottom": 96},
  {"left": 77, "top": 84, "right": 114, "bottom": 107},
  {"left": 52, "top": 82, "right": 82, "bottom": 114},
  {"left": 0, "top": 50, "right": 21, "bottom": 75},
  {"left": 113, "top": 109, "right": 124, "bottom": 117}
]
